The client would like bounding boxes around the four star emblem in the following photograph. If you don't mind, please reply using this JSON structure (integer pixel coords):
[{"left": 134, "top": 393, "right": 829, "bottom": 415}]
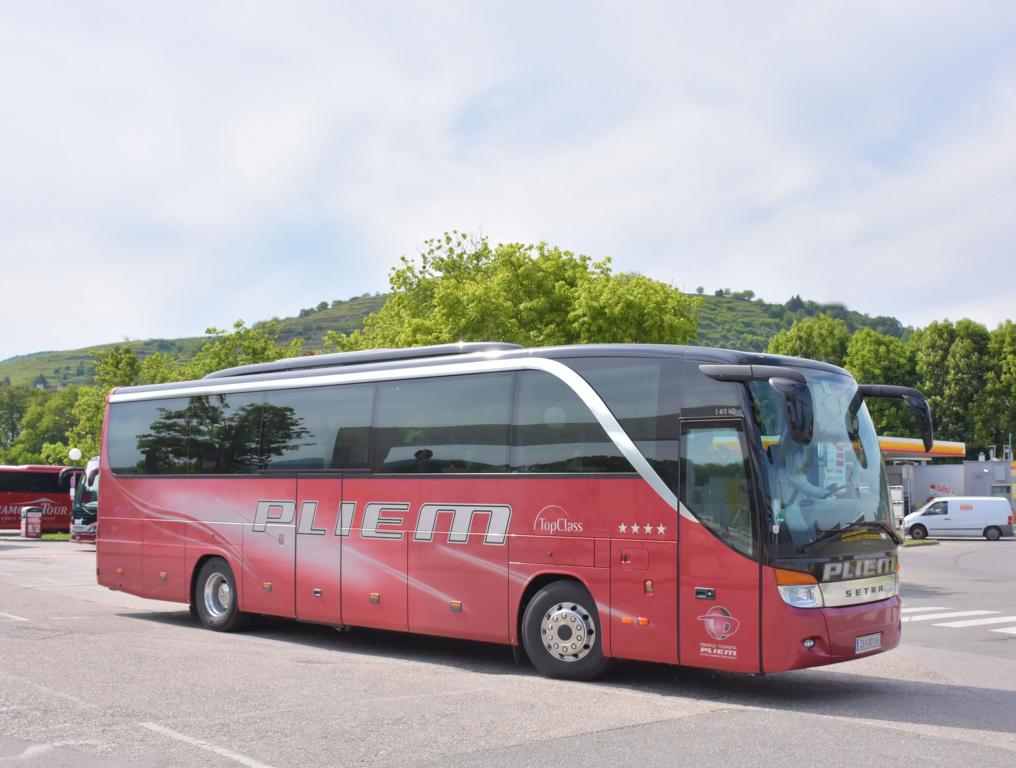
[{"left": 616, "top": 521, "right": 669, "bottom": 537}]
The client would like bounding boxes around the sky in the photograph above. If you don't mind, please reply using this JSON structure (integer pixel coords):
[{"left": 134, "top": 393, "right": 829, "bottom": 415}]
[{"left": 2, "top": 1, "right": 1015, "bottom": 361}]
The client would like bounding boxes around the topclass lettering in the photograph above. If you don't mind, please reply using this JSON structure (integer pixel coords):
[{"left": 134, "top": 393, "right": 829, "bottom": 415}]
[{"left": 253, "top": 500, "right": 512, "bottom": 545}]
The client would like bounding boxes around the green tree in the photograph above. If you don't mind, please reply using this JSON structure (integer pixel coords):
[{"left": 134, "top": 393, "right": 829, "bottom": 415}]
[
  {"left": 3, "top": 388, "right": 80, "bottom": 464},
  {"left": 913, "top": 320, "right": 989, "bottom": 446},
  {"left": 843, "top": 328, "right": 917, "bottom": 435},
  {"left": 766, "top": 314, "right": 850, "bottom": 366},
  {"left": 0, "top": 384, "right": 39, "bottom": 457},
  {"left": 324, "top": 232, "right": 698, "bottom": 350},
  {"left": 184, "top": 321, "right": 304, "bottom": 379},
  {"left": 139, "top": 352, "right": 184, "bottom": 384},
  {"left": 976, "top": 321, "right": 1016, "bottom": 454}
]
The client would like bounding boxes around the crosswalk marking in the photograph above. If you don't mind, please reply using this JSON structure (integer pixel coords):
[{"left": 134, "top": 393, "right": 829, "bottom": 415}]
[
  {"left": 902, "top": 610, "right": 997, "bottom": 623},
  {"left": 990, "top": 627, "right": 1016, "bottom": 636},
  {"left": 900, "top": 606, "right": 948, "bottom": 614},
  {"left": 934, "top": 615, "right": 1016, "bottom": 628}
]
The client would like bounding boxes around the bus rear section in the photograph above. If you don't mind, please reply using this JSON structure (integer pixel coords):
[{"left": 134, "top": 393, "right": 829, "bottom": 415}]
[
  {"left": 0, "top": 465, "right": 72, "bottom": 532},
  {"left": 97, "top": 343, "right": 925, "bottom": 679}
]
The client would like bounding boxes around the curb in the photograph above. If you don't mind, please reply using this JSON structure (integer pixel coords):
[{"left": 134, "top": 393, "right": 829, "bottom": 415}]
[{"left": 902, "top": 539, "right": 940, "bottom": 547}]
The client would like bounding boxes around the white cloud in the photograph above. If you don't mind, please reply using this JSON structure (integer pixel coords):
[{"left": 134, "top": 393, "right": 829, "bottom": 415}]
[{"left": 1, "top": 1, "right": 1015, "bottom": 361}]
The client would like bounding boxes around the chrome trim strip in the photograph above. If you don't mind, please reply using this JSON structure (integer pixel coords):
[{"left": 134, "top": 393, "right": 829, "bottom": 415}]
[
  {"left": 109, "top": 357, "right": 690, "bottom": 519},
  {"left": 819, "top": 574, "right": 898, "bottom": 608}
]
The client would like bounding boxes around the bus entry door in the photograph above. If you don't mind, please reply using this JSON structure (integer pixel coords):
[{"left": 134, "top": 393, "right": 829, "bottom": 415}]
[{"left": 677, "top": 419, "right": 761, "bottom": 673}]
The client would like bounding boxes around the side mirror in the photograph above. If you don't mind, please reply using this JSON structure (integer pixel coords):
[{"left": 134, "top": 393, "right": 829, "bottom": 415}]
[
  {"left": 855, "top": 384, "right": 934, "bottom": 452},
  {"left": 902, "top": 394, "right": 934, "bottom": 453},
  {"left": 769, "top": 377, "right": 814, "bottom": 444},
  {"left": 57, "top": 467, "right": 83, "bottom": 496}
]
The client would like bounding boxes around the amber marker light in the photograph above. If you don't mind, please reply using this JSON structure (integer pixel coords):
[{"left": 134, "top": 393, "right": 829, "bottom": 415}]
[{"left": 775, "top": 568, "right": 823, "bottom": 608}]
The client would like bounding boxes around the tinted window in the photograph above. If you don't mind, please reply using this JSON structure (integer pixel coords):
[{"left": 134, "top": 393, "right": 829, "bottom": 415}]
[
  {"left": 262, "top": 384, "right": 373, "bottom": 471},
  {"left": 108, "top": 398, "right": 194, "bottom": 474},
  {"left": 567, "top": 357, "right": 681, "bottom": 488},
  {"left": 0, "top": 471, "right": 63, "bottom": 493},
  {"left": 512, "top": 371, "right": 633, "bottom": 473},
  {"left": 680, "top": 424, "right": 755, "bottom": 557},
  {"left": 186, "top": 393, "right": 264, "bottom": 474},
  {"left": 374, "top": 374, "right": 512, "bottom": 473},
  {"left": 682, "top": 361, "right": 743, "bottom": 413}
]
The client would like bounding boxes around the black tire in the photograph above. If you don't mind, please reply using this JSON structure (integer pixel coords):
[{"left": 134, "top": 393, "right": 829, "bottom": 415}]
[
  {"left": 909, "top": 524, "right": 927, "bottom": 540},
  {"left": 194, "top": 558, "right": 247, "bottom": 631},
  {"left": 521, "top": 581, "right": 609, "bottom": 681},
  {"left": 984, "top": 526, "right": 1002, "bottom": 541}
]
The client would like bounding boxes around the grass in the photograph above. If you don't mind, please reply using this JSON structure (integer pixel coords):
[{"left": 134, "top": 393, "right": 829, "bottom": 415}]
[{"left": 41, "top": 532, "right": 70, "bottom": 541}]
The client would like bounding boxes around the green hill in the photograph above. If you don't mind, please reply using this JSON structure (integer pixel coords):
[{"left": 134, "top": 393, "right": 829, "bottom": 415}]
[
  {"left": 0, "top": 337, "right": 206, "bottom": 389},
  {"left": 0, "top": 290, "right": 906, "bottom": 388}
]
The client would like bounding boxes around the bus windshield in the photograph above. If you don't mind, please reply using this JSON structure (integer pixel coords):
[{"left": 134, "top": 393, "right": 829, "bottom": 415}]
[{"left": 748, "top": 371, "right": 891, "bottom": 556}]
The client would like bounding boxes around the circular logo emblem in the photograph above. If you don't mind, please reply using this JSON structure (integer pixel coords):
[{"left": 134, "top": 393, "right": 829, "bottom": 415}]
[{"left": 697, "top": 606, "right": 741, "bottom": 641}]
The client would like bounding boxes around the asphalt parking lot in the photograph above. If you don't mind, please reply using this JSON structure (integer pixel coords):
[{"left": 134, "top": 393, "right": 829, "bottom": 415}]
[{"left": 2, "top": 535, "right": 1015, "bottom": 768}]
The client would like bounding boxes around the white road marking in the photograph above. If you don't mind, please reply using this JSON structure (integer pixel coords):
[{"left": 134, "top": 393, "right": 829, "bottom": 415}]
[
  {"left": 0, "top": 612, "right": 29, "bottom": 622},
  {"left": 900, "top": 606, "right": 948, "bottom": 613},
  {"left": 139, "top": 722, "right": 274, "bottom": 768},
  {"left": 934, "top": 615, "right": 1016, "bottom": 628},
  {"left": 902, "top": 610, "right": 997, "bottom": 623},
  {"left": 13, "top": 744, "right": 53, "bottom": 759},
  {"left": 49, "top": 616, "right": 90, "bottom": 620},
  {"left": 990, "top": 626, "right": 1016, "bottom": 636}
]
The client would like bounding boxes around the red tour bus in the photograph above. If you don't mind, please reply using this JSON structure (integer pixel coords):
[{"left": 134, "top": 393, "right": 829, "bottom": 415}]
[
  {"left": 97, "top": 343, "right": 933, "bottom": 679},
  {"left": 0, "top": 465, "right": 72, "bottom": 532}
]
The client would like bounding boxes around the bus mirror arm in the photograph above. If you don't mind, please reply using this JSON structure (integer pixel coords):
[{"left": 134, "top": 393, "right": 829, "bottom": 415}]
[
  {"left": 698, "top": 364, "right": 814, "bottom": 444},
  {"left": 853, "top": 384, "right": 934, "bottom": 452},
  {"left": 699, "top": 364, "right": 805, "bottom": 384}
]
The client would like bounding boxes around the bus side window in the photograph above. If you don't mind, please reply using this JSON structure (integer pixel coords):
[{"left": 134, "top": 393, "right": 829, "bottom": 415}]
[
  {"left": 107, "top": 398, "right": 194, "bottom": 475},
  {"left": 680, "top": 425, "right": 755, "bottom": 557},
  {"left": 262, "top": 384, "right": 374, "bottom": 471},
  {"left": 373, "top": 373, "right": 513, "bottom": 473},
  {"left": 511, "top": 371, "right": 633, "bottom": 473}
]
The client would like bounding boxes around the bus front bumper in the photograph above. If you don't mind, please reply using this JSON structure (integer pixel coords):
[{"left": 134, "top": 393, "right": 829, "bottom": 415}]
[{"left": 763, "top": 595, "right": 901, "bottom": 672}]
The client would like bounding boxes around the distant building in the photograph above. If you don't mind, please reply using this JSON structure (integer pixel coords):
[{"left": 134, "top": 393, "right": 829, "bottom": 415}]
[
  {"left": 880, "top": 437, "right": 1015, "bottom": 513},
  {"left": 33, "top": 374, "right": 48, "bottom": 390}
]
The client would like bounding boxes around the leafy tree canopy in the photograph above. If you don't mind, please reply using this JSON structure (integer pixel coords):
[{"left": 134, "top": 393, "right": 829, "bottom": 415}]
[
  {"left": 766, "top": 314, "right": 850, "bottom": 367},
  {"left": 323, "top": 232, "right": 699, "bottom": 351}
]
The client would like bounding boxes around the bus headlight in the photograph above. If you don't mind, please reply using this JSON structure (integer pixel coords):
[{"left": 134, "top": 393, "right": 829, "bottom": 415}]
[
  {"left": 777, "top": 584, "right": 824, "bottom": 608},
  {"left": 775, "top": 567, "right": 824, "bottom": 608}
]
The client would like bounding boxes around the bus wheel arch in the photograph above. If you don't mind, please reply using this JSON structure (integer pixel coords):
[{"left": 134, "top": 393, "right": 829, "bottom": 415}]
[{"left": 518, "top": 575, "right": 609, "bottom": 680}]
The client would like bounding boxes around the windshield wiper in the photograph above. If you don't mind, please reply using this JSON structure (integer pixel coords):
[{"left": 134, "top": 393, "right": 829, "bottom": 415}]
[{"left": 798, "top": 520, "right": 902, "bottom": 553}]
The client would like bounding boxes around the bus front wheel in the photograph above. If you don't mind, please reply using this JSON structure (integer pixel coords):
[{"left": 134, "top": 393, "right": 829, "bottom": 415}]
[
  {"left": 194, "top": 558, "right": 248, "bottom": 632},
  {"left": 522, "top": 581, "right": 609, "bottom": 681},
  {"left": 909, "top": 524, "right": 927, "bottom": 540}
]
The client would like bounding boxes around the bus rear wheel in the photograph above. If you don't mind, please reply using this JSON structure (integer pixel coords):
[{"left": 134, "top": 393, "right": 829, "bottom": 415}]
[
  {"left": 909, "top": 524, "right": 927, "bottom": 540},
  {"left": 984, "top": 526, "right": 1002, "bottom": 541},
  {"left": 522, "top": 581, "right": 608, "bottom": 681},
  {"left": 194, "top": 558, "right": 248, "bottom": 632}
]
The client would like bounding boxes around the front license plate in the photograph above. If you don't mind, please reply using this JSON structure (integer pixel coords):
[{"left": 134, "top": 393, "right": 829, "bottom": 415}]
[{"left": 855, "top": 632, "right": 882, "bottom": 654}]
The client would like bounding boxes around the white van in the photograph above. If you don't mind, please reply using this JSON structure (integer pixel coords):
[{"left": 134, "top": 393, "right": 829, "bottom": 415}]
[{"left": 905, "top": 496, "right": 1014, "bottom": 541}]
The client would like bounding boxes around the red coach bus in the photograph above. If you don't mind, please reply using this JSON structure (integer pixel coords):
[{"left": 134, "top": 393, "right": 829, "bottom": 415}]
[
  {"left": 0, "top": 465, "right": 72, "bottom": 532},
  {"left": 97, "top": 343, "right": 933, "bottom": 680}
]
